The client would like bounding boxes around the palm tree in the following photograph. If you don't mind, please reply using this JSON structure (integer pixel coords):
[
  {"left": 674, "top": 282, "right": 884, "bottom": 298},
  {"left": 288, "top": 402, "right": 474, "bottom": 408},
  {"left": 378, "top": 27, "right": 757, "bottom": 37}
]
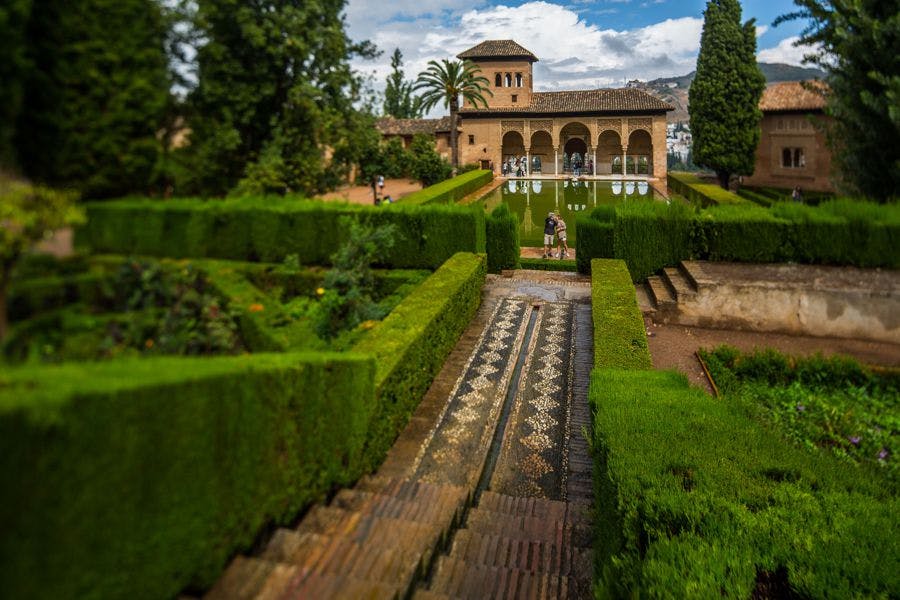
[{"left": 414, "top": 59, "right": 492, "bottom": 174}]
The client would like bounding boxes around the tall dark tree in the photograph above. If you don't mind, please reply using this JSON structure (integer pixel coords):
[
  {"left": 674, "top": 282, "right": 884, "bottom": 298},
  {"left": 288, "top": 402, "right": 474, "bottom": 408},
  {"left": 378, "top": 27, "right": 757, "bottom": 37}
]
[
  {"left": 183, "top": 0, "right": 377, "bottom": 197},
  {"left": 383, "top": 48, "right": 424, "bottom": 119},
  {"left": 414, "top": 59, "right": 492, "bottom": 174},
  {"left": 0, "top": 0, "right": 32, "bottom": 169},
  {"left": 776, "top": 0, "right": 900, "bottom": 201},
  {"left": 15, "top": 0, "right": 170, "bottom": 198},
  {"left": 689, "top": 0, "right": 766, "bottom": 189}
]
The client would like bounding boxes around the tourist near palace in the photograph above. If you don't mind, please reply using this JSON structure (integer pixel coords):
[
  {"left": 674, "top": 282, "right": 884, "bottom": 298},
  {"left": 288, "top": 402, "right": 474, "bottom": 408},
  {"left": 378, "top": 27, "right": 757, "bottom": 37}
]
[{"left": 378, "top": 40, "right": 674, "bottom": 182}]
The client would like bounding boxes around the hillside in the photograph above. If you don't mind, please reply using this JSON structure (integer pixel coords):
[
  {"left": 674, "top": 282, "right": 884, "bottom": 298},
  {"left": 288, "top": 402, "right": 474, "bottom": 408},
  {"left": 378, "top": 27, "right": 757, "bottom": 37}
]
[{"left": 630, "top": 62, "right": 826, "bottom": 122}]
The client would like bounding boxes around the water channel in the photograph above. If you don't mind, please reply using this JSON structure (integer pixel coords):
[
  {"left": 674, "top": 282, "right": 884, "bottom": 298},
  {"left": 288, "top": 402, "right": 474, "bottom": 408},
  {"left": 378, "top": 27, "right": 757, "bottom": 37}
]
[{"left": 478, "top": 179, "right": 664, "bottom": 247}]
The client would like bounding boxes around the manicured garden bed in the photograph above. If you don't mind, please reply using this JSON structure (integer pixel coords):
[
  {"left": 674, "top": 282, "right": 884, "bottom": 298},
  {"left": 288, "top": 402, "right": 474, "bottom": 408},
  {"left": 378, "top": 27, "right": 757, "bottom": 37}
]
[{"left": 588, "top": 258, "right": 899, "bottom": 598}]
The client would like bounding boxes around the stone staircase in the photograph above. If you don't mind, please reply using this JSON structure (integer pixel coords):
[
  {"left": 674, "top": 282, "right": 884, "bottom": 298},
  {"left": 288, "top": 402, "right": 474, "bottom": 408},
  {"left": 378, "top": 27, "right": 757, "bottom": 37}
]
[
  {"left": 205, "top": 476, "right": 468, "bottom": 600},
  {"left": 640, "top": 261, "right": 699, "bottom": 314},
  {"left": 416, "top": 491, "right": 592, "bottom": 599}
]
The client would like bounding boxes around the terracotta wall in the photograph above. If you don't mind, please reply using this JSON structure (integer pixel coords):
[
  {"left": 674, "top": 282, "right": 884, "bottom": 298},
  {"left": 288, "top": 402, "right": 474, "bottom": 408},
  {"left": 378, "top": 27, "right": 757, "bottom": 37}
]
[
  {"left": 467, "top": 59, "right": 534, "bottom": 108},
  {"left": 743, "top": 112, "right": 835, "bottom": 192}
]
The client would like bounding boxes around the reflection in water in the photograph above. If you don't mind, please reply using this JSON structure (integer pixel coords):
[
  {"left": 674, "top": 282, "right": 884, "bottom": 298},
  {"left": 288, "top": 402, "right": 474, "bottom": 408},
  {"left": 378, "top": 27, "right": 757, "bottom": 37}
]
[{"left": 481, "top": 180, "right": 662, "bottom": 247}]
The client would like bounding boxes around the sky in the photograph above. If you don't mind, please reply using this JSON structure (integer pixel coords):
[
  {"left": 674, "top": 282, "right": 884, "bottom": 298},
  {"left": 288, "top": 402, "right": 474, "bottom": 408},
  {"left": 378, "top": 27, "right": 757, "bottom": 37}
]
[{"left": 344, "top": 0, "right": 815, "bottom": 105}]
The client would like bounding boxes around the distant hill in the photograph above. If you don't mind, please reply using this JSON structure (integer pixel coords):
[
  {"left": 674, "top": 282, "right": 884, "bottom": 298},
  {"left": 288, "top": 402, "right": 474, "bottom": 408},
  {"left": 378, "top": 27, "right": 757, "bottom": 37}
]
[{"left": 630, "top": 62, "right": 826, "bottom": 122}]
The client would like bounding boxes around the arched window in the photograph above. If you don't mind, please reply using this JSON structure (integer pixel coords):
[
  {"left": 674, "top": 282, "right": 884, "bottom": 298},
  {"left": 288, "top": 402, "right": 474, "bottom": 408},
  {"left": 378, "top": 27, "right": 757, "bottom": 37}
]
[
  {"left": 495, "top": 73, "right": 502, "bottom": 87},
  {"left": 782, "top": 148, "right": 792, "bottom": 168},
  {"left": 515, "top": 73, "right": 523, "bottom": 87},
  {"left": 504, "top": 73, "right": 511, "bottom": 87},
  {"left": 794, "top": 148, "right": 805, "bottom": 168},
  {"left": 612, "top": 156, "right": 622, "bottom": 175}
]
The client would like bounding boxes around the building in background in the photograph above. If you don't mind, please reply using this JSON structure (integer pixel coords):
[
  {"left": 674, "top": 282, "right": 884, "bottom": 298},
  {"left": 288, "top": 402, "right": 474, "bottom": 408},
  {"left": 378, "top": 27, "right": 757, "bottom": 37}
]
[{"left": 375, "top": 116, "right": 458, "bottom": 161}]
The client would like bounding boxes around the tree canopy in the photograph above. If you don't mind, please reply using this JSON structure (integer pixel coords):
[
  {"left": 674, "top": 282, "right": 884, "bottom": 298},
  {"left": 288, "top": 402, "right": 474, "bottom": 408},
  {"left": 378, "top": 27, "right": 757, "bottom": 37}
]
[
  {"left": 383, "top": 49, "right": 424, "bottom": 119},
  {"left": 689, "top": 0, "right": 766, "bottom": 189},
  {"left": 776, "top": 0, "right": 900, "bottom": 201}
]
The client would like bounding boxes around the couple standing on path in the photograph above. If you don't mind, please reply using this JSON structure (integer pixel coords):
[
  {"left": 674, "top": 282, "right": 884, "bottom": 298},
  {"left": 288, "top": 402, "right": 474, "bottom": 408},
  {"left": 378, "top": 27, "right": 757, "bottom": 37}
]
[{"left": 543, "top": 211, "right": 569, "bottom": 259}]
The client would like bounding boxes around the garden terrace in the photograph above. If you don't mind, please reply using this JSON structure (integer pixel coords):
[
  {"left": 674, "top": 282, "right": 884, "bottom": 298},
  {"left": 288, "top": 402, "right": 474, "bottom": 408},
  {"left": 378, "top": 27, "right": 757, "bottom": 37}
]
[
  {"left": 0, "top": 251, "right": 486, "bottom": 598},
  {"left": 588, "top": 258, "right": 899, "bottom": 597}
]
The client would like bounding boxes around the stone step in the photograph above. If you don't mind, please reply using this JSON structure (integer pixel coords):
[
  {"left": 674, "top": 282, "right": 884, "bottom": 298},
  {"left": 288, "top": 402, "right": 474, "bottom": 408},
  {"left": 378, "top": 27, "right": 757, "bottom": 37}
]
[
  {"left": 646, "top": 275, "right": 676, "bottom": 308},
  {"left": 428, "top": 556, "right": 570, "bottom": 599},
  {"left": 477, "top": 491, "right": 567, "bottom": 521},
  {"left": 332, "top": 484, "right": 466, "bottom": 527},
  {"left": 296, "top": 505, "right": 357, "bottom": 537},
  {"left": 634, "top": 282, "right": 656, "bottom": 313},
  {"left": 448, "top": 530, "right": 585, "bottom": 576},
  {"left": 662, "top": 266, "right": 697, "bottom": 302},
  {"left": 279, "top": 571, "right": 403, "bottom": 600},
  {"left": 204, "top": 556, "right": 279, "bottom": 600}
]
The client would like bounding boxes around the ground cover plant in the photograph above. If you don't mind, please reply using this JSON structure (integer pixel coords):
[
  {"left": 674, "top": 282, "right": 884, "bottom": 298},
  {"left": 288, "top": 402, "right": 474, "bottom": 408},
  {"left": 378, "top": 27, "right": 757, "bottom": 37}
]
[
  {"left": 700, "top": 346, "right": 899, "bottom": 481},
  {"left": 588, "top": 258, "right": 899, "bottom": 598}
]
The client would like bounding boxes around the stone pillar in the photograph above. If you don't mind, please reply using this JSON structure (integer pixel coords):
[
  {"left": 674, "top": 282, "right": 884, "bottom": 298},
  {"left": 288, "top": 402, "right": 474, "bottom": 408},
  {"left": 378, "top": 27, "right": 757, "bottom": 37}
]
[
  {"left": 554, "top": 148, "right": 558, "bottom": 176},
  {"left": 526, "top": 149, "right": 530, "bottom": 178},
  {"left": 623, "top": 145, "right": 628, "bottom": 178},
  {"left": 592, "top": 148, "right": 597, "bottom": 177}
]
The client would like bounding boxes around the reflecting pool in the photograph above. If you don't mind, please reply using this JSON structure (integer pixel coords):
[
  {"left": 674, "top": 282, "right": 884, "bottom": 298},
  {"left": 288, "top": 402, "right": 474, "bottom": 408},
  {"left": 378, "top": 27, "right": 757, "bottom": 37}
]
[{"left": 478, "top": 179, "right": 662, "bottom": 246}]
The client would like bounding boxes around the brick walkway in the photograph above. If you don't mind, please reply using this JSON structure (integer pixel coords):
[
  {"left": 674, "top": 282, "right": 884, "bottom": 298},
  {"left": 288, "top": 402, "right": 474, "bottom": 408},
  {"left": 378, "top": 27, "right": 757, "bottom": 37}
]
[{"left": 204, "top": 271, "right": 594, "bottom": 600}]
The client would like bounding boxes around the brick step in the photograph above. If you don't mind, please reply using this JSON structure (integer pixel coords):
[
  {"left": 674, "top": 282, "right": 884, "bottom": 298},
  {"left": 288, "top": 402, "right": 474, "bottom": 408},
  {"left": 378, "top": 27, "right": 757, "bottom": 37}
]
[
  {"left": 448, "top": 530, "right": 589, "bottom": 576},
  {"left": 464, "top": 509, "right": 569, "bottom": 544},
  {"left": 646, "top": 276, "right": 676, "bottom": 308},
  {"left": 662, "top": 266, "right": 697, "bottom": 301},
  {"left": 279, "top": 570, "right": 403, "bottom": 600},
  {"left": 332, "top": 484, "right": 466, "bottom": 526},
  {"left": 427, "top": 556, "right": 570, "bottom": 599},
  {"left": 478, "top": 491, "right": 567, "bottom": 521},
  {"left": 205, "top": 556, "right": 281, "bottom": 600}
]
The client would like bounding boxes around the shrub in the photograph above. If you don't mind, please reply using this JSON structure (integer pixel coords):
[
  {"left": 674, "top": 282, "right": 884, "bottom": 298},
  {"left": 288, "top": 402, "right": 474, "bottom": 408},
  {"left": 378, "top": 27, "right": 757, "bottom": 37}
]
[
  {"left": 80, "top": 198, "right": 486, "bottom": 270},
  {"left": 614, "top": 201, "right": 695, "bottom": 280},
  {"left": 0, "top": 352, "right": 377, "bottom": 600},
  {"left": 590, "top": 259, "right": 652, "bottom": 369},
  {"left": 399, "top": 169, "right": 493, "bottom": 206},
  {"left": 668, "top": 172, "right": 749, "bottom": 207},
  {"left": 409, "top": 133, "right": 452, "bottom": 186},
  {"left": 353, "top": 252, "right": 485, "bottom": 467},
  {"left": 518, "top": 258, "right": 576, "bottom": 272},
  {"left": 574, "top": 216, "right": 613, "bottom": 274},
  {"left": 485, "top": 203, "right": 519, "bottom": 273}
]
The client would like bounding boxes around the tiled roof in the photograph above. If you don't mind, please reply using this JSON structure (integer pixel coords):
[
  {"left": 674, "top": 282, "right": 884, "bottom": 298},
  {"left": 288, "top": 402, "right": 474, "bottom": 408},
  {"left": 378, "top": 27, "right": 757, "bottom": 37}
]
[
  {"left": 759, "top": 81, "right": 828, "bottom": 112},
  {"left": 459, "top": 88, "right": 673, "bottom": 114},
  {"left": 376, "top": 116, "right": 458, "bottom": 135},
  {"left": 457, "top": 40, "right": 538, "bottom": 62}
]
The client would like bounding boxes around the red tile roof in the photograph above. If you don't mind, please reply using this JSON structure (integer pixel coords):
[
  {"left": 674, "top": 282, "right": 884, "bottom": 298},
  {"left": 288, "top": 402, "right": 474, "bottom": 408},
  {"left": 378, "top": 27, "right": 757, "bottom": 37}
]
[
  {"left": 759, "top": 81, "right": 828, "bottom": 112},
  {"left": 459, "top": 88, "right": 673, "bottom": 114},
  {"left": 457, "top": 40, "right": 538, "bottom": 62},
  {"left": 376, "top": 116, "right": 458, "bottom": 135}
]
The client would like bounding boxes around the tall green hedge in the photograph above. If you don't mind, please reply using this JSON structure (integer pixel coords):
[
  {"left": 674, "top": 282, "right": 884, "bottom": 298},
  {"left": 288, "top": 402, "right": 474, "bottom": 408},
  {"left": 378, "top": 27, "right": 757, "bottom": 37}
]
[
  {"left": 485, "top": 203, "right": 519, "bottom": 273},
  {"left": 78, "top": 198, "right": 486, "bottom": 270},
  {"left": 354, "top": 252, "right": 485, "bottom": 467},
  {"left": 668, "top": 172, "right": 749, "bottom": 207},
  {"left": 0, "top": 353, "right": 376, "bottom": 600},
  {"left": 590, "top": 259, "right": 652, "bottom": 370},
  {"left": 589, "top": 368, "right": 898, "bottom": 598},
  {"left": 576, "top": 198, "right": 900, "bottom": 279},
  {"left": 398, "top": 169, "right": 493, "bottom": 205}
]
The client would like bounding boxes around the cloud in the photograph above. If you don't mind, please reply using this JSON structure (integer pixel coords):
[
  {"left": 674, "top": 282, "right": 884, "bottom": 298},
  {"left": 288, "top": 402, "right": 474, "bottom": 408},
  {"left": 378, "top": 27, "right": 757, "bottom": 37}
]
[
  {"left": 345, "top": 1, "right": 703, "bottom": 114},
  {"left": 757, "top": 35, "right": 818, "bottom": 66}
]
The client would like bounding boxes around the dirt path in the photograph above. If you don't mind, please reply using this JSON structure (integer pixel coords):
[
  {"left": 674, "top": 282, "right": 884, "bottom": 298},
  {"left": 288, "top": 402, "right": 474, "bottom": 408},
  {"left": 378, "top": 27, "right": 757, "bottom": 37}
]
[
  {"left": 318, "top": 178, "right": 423, "bottom": 205},
  {"left": 645, "top": 315, "right": 900, "bottom": 394}
]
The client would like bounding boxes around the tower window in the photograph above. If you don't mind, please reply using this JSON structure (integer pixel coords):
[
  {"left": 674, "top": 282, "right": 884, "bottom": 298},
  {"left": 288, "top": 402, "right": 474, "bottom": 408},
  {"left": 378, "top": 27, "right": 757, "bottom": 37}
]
[
  {"left": 515, "top": 73, "right": 522, "bottom": 87},
  {"left": 505, "top": 73, "right": 511, "bottom": 87},
  {"left": 495, "top": 73, "right": 502, "bottom": 87},
  {"left": 511, "top": 94, "right": 518, "bottom": 103},
  {"left": 468, "top": 134, "right": 475, "bottom": 145}
]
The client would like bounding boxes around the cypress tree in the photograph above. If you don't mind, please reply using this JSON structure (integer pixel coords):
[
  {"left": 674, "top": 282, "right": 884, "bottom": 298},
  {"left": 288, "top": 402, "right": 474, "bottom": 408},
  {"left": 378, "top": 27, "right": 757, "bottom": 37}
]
[
  {"left": 0, "top": 0, "right": 32, "bottom": 169},
  {"left": 383, "top": 48, "right": 424, "bottom": 119},
  {"left": 690, "top": 0, "right": 766, "bottom": 189},
  {"left": 15, "top": 0, "right": 169, "bottom": 198}
]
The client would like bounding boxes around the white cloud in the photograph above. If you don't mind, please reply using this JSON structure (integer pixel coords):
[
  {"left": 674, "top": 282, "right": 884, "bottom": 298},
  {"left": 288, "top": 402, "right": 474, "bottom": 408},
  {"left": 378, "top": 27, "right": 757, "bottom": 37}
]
[
  {"left": 757, "top": 35, "right": 817, "bottom": 66},
  {"left": 755, "top": 24, "right": 768, "bottom": 37},
  {"left": 345, "top": 1, "right": 704, "bottom": 115}
]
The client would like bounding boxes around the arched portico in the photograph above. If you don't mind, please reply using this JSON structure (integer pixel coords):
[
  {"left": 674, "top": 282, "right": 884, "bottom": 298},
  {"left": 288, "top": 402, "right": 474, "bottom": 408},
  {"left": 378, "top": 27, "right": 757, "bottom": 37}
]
[
  {"left": 501, "top": 131, "right": 526, "bottom": 175},
  {"left": 627, "top": 129, "right": 653, "bottom": 175},
  {"left": 596, "top": 130, "right": 624, "bottom": 175},
  {"left": 558, "top": 122, "right": 591, "bottom": 174},
  {"left": 529, "top": 130, "right": 552, "bottom": 174}
]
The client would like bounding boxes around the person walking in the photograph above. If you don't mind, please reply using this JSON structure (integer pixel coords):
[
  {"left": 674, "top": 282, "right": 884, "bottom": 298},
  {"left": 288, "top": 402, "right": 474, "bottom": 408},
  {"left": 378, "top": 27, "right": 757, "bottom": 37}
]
[
  {"left": 377, "top": 174, "right": 385, "bottom": 197},
  {"left": 555, "top": 215, "right": 569, "bottom": 259},
  {"left": 543, "top": 212, "right": 557, "bottom": 259}
]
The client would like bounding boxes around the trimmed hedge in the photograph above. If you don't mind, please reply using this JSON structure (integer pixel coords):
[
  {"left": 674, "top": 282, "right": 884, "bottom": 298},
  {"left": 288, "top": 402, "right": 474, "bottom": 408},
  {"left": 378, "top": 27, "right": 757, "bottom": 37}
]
[
  {"left": 9, "top": 272, "right": 113, "bottom": 321},
  {"left": 577, "top": 198, "right": 900, "bottom": 279},
  {"left": 398, "top": 169, "right": 493, "bottom": 206},
  {"left": 590, "top": 259, "right": 652, "bottom": 370},
  {"left": 589, "top": 368, "right": 899, "bottom": 598},
  {"left": 0, "top": 352, "right": 376, "bottom": 600},
  {"left": 485, "top": 203, "right": 520, "bottom": 273},
  {"left": 668, "top": 172, "right": 749, "bottom": 207},
  {"left": 353, "top": 252, "right": 485, "bottom": 468},
  {"left": 518, "top": 258, "right": 577, "bottom": 272},
  {"left": 78, "top": 199, "right": 486, "bottom": 270}
]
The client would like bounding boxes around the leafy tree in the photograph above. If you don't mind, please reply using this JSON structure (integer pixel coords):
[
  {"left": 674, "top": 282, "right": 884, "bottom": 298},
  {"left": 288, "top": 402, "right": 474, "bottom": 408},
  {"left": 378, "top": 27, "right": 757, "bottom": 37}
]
[
  {"left": 15, "top": 0, "right": 170, "bottom": 199},
  {"left": 0, "top": 0, "right": 32, "bottom": 168},
  {"left": 776, "top": 0, "right": 900, "bottom": 201},
  {"left": 183, "top": 0, "right": 378, "bottom": 197},
  {"left": 689, "top": 0, "right": 766, "bottom": 189},
  {"left": 409, "top": 134, "right": 452, "bottom": 186},
  {"left": 414, "top": 59, "right": 492, "bottom": 173},
  {"left": 0, "top": 179, "right": 84, "bottom": 341},
  {"left": 383, "top": 48, "right": 424, "bottom": 119}
]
